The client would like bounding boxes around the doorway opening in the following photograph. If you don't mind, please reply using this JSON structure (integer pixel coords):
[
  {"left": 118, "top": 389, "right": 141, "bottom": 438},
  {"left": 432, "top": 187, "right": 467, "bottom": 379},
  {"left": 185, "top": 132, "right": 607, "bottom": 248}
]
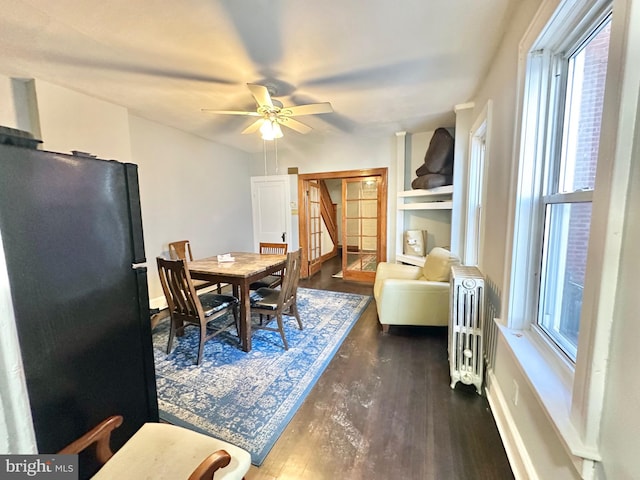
[{"left": 298, "top": 168, "right": 388, "bottom": 282}]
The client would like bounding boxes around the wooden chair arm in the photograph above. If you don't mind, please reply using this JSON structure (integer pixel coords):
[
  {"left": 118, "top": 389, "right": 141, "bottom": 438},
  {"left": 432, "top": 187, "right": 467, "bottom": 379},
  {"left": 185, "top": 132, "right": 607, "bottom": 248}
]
[
  {"left": 187, "top": 449, "right": 231, "bottom": 480},
  {"left": 58, "top": 415, "right": 123, "bottom": 465}
]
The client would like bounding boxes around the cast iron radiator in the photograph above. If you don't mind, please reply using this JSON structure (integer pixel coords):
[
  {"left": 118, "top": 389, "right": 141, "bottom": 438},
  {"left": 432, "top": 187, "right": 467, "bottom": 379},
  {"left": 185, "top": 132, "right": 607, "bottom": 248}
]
[{"left": 449, "top": 265, "right": 485, "bottom": 395}]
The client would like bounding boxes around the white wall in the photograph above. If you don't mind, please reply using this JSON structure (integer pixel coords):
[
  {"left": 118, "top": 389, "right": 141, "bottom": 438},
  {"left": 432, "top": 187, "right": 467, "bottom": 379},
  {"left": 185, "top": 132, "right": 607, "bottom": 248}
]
[
  {"left": 35, "top": 80, "right": 133, "bottom": 162},
  {"left": 248, "top": 131, "right": 395, "bottom": 177},
  {"left": 0, "top": 77, "right": 20, "bottom": 127},
  {"left": 129, "top": 115, "right": 253, "bottom": 303}
]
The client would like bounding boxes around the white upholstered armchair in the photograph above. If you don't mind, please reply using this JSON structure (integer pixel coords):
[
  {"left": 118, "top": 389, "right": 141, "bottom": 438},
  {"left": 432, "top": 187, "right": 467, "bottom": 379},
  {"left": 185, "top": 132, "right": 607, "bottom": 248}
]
[{"left": 374, "top": 247, "right": 460, "bottom": 332}]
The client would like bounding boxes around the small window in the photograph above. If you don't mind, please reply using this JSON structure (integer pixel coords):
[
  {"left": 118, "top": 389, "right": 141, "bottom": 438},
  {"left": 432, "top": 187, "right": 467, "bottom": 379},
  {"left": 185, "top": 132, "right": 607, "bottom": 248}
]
[{"left": 465, "top": 103, "right": 490, "bottom": 268}]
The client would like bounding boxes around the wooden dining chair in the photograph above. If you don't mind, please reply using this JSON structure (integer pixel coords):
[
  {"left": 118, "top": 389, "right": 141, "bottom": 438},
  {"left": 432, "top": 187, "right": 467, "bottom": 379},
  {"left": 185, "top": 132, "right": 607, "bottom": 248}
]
[
  {"left": 157, "top": 257, "right": 239, "bottom": 365},
  {"left": 250, "top": 249, "right": 302, "bottom": 350},
  {"left": 249, "top": 242, "right": 288, "bottom": 290},
  {"left": 168, "top": 239, "right": 222, "bottom": 293}
]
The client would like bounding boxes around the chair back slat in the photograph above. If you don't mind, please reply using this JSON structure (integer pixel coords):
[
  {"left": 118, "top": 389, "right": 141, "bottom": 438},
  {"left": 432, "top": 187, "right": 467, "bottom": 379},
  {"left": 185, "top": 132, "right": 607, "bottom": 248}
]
[
  {"left": 259, "top": 242, "right": 288, "bottom": 255},
  {"left": 157, "top": 257, "right": 202, "bottom": 320},
  {"left": 257, "top": 242, "right": 288, "bottom": 286}
]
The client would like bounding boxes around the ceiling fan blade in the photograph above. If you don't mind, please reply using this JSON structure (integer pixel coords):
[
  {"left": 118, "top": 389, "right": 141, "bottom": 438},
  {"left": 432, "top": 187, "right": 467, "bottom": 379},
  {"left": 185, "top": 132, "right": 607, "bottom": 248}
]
[
  {"left": 280, "top": 102, "right": 333, "bottom": 116},
  {"left": 201, "top": 109, "right": 261, "bottom": 116},
  {"left": 241, "top": 118, "right": 265, "bottom": 134},
  {"left": 277, "top": 117, "right": 313, "bottom": 134},
  {"left": 247, "top": 83, "right": 274, "bottom": 108}
]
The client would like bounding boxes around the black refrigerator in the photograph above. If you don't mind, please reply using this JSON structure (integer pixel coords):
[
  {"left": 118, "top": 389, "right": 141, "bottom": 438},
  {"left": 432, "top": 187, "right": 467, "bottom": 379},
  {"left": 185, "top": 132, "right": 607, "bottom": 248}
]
[{"left": 0, "top": 141, "right": 158, "bottom": 477}]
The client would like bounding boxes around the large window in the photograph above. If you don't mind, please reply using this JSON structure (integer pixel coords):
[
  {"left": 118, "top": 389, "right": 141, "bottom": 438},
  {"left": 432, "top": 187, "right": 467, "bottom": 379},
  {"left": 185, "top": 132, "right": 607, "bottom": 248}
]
[
  {"left": 537, "top": 16, "right": 611, "bottom": 361},
  {"left": 505, "top": 0, "right": 632, "bottom": 467}
]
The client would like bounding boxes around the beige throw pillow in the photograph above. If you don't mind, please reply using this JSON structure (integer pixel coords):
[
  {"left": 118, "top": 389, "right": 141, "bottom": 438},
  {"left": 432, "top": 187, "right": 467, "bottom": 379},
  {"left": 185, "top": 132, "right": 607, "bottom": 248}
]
[{"left": 422, "top": 247, "right": 459, "bottom": 282}]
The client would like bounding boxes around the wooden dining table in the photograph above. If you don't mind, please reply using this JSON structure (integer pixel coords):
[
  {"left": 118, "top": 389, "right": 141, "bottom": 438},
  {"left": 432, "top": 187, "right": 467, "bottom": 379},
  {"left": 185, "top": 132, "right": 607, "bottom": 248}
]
[{"left": 187, "top": 251, "right": 287, "bottom": 352}]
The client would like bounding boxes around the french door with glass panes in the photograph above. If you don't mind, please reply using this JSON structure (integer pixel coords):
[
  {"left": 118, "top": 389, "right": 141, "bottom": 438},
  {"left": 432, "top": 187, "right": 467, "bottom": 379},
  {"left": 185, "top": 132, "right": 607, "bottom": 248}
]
[
  {"left": 342, "top": 176, "right": 381, "bottom": 282},
  {"left": 306, "top": 180, "right": 322, "bottom": 277}
]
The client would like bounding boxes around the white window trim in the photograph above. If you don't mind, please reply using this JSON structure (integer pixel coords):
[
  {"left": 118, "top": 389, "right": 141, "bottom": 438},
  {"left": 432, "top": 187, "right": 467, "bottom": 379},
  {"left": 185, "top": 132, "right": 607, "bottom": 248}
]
[
  {"left": 464, "top": 101, "right": 492, "bottom": 269},
  {"left": 501, "top": 0, "right": 633, "bottom": 472}
]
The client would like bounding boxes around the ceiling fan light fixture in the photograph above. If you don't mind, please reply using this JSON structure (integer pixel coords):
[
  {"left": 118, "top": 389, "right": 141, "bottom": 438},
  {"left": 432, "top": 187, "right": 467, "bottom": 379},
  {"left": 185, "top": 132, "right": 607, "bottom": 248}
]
[
  {"left": 260, "top": 119, "right": 283, "bottom": 140},
  {"left": 205, "top": 83, "right": 330, "bottom": 139},
  {"left": 260, "top": 120, "right": 274, "bottom": 140},
  {"left": 272, "top": 121, "right": 283, "bottom": 139}
]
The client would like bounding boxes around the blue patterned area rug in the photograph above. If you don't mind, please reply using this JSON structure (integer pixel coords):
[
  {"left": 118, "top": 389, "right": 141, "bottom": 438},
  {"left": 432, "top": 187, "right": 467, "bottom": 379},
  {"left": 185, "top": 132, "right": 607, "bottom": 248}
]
[{"left": 152, "top": 287, "right": 371, "bottom": 466}]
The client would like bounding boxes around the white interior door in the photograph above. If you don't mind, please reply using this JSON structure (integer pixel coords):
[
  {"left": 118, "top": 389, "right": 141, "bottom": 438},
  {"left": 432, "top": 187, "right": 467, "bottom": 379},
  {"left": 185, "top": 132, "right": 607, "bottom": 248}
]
[{"left": 251, "top": 175, "right": 296, "bottom": 251}]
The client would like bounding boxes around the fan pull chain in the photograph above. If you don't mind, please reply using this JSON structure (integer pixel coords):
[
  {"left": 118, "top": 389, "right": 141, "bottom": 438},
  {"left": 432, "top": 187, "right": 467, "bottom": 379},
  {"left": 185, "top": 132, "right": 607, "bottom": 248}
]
[
  {"left": 274, "top": 137, "right": 278, "bottom": 175},
  {"left": 263, "top": 139, "right": 267, "bottom": 176}
]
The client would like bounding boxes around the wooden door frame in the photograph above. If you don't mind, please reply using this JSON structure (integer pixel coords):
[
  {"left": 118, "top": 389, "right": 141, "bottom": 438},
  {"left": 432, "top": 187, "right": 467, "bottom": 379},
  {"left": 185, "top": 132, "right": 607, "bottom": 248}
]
[{"left": 298, "top": 168, "right": 388, "bottom": 278}]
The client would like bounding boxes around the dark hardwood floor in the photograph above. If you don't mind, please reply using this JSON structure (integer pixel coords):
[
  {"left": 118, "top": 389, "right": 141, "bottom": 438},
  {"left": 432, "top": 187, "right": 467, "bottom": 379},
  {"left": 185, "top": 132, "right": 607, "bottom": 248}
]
[{"left": 247, "top": 255, "right": 514, "bottom": 480}]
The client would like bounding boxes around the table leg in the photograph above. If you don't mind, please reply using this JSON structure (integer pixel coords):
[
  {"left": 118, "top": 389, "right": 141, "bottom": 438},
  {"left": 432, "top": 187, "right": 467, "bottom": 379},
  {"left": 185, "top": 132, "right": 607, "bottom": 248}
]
[{"left": 239, "top": 281, "right": 252, "bottom": 352}]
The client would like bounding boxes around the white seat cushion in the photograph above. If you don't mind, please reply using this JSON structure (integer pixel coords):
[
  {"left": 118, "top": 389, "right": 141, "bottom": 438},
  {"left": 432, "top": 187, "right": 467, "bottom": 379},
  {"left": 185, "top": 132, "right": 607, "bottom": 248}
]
[{"left": 91, "top": 422, "right": 251, "bottom": 480}]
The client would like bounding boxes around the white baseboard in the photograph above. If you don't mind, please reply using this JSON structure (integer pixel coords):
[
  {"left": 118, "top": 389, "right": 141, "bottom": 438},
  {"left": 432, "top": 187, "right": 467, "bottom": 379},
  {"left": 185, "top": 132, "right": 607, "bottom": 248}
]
[
  {"left": 149, "top": 295, "right": 167, "bottom": 311},
  {"left": 485, "top": 370, "right": 538, "bottom": 480}
]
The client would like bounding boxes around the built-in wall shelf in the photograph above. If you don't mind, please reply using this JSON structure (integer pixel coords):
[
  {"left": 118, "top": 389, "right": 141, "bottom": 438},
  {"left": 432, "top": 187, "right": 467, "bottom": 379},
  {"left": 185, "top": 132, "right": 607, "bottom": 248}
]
[
  {"left": 397, "top": 185, "right": 453, "bottom": 210},
  {"left": 397, "top": 185, "right": 454, "bottom": 198},
  {"left": 398, "top": 200, "right": 453, "bottom": 210},
  {"left": 395, "top": 104, "right": 473, "bottom": 265}
]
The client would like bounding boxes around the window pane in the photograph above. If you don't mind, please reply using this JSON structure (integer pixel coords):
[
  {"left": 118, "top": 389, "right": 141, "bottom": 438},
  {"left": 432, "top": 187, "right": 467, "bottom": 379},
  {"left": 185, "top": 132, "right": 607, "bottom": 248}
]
[
  {"left": 558, "top": 19, "right": 611, "bottom": 193},
  {"left": 539, "top": 202, "right": 592, "bottom": 360},
  {"left": 345, "top": 252, "right": 377, "bottom": 272}
]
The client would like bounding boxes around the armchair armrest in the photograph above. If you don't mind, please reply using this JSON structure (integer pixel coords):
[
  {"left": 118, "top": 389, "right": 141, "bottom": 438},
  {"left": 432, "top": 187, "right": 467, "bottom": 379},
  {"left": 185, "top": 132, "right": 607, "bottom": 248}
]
[
  {"left": 375, "top": 262, "right": 424, "bottom": 280},
  {"left": 380, "top": 279, "right": 449, "bottom": 297},
  {"left": 374, "top": 262, "right": 423, "bottom": 299},
  {"left": 188, "top": 450, "right": 232, "bottom": 480},
  {"left": 58, "top": 415, "right": 123, "bottom": 464}
]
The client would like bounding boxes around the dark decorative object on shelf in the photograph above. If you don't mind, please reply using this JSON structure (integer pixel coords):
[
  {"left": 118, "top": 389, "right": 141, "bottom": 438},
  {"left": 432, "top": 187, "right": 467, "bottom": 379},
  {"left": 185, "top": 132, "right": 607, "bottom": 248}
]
[
  {"left": 411, "top": 127, "right": 454, "bottom": 189},
  {"left": 0, "top": 126, "right": 42, "bottom": 149}
]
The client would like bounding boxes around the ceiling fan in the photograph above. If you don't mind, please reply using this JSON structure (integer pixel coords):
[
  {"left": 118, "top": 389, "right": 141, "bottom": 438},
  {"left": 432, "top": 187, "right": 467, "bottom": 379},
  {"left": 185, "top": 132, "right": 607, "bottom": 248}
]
[{"left": 202, "top": 83, "right": 333, "bottom": 140}]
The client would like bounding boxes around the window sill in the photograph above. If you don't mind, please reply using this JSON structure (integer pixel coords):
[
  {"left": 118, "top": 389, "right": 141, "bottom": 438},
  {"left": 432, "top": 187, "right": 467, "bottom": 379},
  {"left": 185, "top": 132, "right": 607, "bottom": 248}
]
[{"left": 497, "top": 322, "right": 601, "bottom": 464}]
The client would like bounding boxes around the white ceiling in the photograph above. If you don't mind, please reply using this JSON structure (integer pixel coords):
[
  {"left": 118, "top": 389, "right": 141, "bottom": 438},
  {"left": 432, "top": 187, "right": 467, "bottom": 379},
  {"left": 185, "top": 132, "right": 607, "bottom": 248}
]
[{"left": 0, "top": 0, "right": 516, "bottom": 153}]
